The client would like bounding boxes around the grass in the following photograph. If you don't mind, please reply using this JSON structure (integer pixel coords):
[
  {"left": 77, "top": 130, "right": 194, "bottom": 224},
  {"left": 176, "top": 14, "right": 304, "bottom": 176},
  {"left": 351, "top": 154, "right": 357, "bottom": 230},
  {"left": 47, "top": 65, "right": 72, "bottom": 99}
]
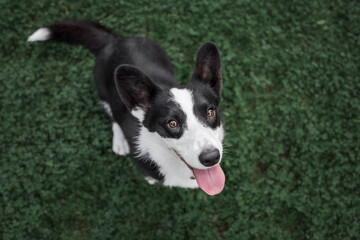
[{"left": 0, "top": 0, "right": 359, "bottom": 239}]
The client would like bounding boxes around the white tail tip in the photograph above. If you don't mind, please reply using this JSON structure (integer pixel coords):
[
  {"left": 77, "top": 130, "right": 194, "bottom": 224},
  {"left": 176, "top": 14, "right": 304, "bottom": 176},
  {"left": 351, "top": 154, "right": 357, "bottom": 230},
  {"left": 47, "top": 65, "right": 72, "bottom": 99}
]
[{"left": 27, "top": 28, "right": 51, "bottom": 42}]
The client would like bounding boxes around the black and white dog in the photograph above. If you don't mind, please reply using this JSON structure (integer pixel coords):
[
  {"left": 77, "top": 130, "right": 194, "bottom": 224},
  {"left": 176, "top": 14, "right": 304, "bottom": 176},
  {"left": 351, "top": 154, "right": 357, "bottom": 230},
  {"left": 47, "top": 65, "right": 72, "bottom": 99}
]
[{"left": 28, "top": 20, "right": 225, "bottom": 195}]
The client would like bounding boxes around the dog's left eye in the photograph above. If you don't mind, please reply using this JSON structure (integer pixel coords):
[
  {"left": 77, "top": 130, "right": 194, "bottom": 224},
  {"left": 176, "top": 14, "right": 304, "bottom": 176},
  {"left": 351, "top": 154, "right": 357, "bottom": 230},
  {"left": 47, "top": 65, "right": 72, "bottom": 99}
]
[{"left": 207, "top": 108, "right": 216, "bottom": 118}]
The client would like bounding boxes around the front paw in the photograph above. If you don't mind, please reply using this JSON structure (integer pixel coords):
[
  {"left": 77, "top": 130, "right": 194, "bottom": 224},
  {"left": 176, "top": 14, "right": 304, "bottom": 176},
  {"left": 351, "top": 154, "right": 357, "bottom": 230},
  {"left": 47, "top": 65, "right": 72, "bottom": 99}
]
[
  {"left": 112, "top": 122, "right": 130, "bottom": 156},
  {"left": 112, "top": 135, "right": 130, "bottom": 156}
]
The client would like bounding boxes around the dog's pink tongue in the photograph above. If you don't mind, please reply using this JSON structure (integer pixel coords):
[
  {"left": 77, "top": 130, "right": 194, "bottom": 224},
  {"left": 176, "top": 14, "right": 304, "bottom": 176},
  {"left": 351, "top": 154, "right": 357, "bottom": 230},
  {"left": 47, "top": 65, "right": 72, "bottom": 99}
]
[{"left": 193, "top": 165, "right": 225, "bottom": 196}]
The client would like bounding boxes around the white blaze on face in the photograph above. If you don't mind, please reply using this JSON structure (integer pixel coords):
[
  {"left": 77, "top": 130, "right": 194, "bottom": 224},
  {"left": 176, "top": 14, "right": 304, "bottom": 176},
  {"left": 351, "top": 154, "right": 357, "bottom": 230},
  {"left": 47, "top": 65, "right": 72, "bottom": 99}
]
[{"left": 167, "top": 88, "right": 224, "bottom": 169}]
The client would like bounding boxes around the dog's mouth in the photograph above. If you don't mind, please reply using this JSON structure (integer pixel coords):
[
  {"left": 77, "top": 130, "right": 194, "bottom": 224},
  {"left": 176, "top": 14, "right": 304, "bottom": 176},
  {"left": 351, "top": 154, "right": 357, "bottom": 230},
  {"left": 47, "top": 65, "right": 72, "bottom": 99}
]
[{"left": 174, "top": 150, "right": 225, "bottom": 196}]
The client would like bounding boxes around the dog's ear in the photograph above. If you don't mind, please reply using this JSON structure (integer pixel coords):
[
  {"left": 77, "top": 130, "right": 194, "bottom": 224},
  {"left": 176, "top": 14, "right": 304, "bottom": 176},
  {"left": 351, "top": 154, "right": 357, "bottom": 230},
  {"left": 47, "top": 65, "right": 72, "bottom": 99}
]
[
  {"left": 191, "top": 42, "right": 222, "bottom": 98},
  {"left": 115, "top": 65, "right": 159, "bottom": 120}
]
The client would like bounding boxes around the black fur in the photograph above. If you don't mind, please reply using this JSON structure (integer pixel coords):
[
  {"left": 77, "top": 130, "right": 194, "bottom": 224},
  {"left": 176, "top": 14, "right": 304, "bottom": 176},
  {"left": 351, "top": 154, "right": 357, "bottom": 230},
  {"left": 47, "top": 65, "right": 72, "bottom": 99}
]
[
  {"left": 191, "top": 42, "right": 222, "bottom": 99},
  {"left": 144, "top": 91, "right": 187, "bottom": 139},
  {"left": 47, "top": 20, "right": 115, "bottom": 55},
  {"left": 187, "top": 81, "right": 222, "bottom": 129},
  {"left": 115, "top": 65, "right": 160, "bottom": 111}
]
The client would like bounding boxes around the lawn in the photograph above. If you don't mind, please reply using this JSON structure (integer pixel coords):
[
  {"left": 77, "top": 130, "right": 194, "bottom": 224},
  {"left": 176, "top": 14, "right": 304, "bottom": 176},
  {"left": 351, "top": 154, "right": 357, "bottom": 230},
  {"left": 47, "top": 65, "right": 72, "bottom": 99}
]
[{"left": 0, "top": 0, "right": 359, "bottom": 239}]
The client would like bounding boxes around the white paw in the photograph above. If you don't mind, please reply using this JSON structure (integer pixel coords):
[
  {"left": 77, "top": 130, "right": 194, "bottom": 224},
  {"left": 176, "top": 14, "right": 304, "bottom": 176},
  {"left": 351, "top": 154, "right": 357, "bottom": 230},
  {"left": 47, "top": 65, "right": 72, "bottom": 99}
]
[
  {"left": 145, "top": 176, "right": 158, "bottom": 185},
  {"left": 112, "top": 122, "right": 130, "bottom": 156}
]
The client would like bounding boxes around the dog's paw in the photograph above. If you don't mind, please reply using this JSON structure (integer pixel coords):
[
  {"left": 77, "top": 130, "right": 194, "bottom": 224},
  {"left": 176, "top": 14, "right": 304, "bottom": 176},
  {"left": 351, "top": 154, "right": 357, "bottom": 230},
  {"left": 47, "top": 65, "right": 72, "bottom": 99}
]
[
  {"left": 112, "top": 136, "right": 130, "bottom": 156},
  {"left": 112, "top": 122, "right": 130, "bottom": 156},
  {"left": 145, "top": 176, "right": 158, "bottom": 185}
]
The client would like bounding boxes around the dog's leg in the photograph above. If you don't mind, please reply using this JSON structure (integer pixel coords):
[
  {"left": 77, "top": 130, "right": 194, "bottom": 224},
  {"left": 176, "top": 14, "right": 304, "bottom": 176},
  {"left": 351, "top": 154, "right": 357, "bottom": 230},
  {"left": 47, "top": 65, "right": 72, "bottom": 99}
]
[
  {"left": 112, "top": 122, "right": 130, "bottom": 155},
  {"left": 101, "top": 101, "right": 130, "bottom": 156}
]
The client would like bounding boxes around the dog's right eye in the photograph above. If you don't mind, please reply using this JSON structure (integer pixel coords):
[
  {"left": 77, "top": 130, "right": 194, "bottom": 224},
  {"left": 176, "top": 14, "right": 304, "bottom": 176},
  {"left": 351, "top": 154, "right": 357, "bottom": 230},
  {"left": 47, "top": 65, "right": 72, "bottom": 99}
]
[
  {"left": 168, "top": 120, "right": 178, "bottom": 128},
  {"left": 207, "top": 108, "right": 216, "bottom": 118}
]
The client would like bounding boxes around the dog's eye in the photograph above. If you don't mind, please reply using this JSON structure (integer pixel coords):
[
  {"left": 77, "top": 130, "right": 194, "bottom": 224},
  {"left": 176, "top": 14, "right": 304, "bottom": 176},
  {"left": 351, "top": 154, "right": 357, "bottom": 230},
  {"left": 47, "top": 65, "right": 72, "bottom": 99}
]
[
  {"left": 168, "top": 120, "right": 178, "bottom": 128},
  {"left": 207, "top": 108, "right": 216, "bottom": 118}
]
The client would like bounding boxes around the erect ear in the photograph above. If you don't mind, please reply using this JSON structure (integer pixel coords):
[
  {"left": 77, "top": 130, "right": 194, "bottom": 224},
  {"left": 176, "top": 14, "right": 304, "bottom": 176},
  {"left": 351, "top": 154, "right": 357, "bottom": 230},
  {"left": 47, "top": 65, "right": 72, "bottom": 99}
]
[
  {"left": 115, "top": 65, "right": 159, "bottom": 119},
  {"left": 191, "top": 42, "right": 222, "bottom": 98}
]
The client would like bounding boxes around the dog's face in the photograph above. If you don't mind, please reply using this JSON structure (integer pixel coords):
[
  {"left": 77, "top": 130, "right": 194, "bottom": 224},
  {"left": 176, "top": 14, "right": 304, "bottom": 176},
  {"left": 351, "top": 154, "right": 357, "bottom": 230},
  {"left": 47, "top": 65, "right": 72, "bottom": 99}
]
[
  {"left": 115, "top": 42, "right": 224, "bottom": 178},
  {"left": 142, "top": 84, "right": 224, "bottom": 170}
]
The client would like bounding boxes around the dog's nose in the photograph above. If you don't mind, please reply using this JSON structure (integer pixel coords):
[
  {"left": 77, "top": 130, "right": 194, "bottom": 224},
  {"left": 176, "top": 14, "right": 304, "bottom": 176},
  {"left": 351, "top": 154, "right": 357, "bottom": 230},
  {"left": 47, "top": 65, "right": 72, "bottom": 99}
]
[{"left": 199, "top": 149, "right": 220, "bottom": 167}]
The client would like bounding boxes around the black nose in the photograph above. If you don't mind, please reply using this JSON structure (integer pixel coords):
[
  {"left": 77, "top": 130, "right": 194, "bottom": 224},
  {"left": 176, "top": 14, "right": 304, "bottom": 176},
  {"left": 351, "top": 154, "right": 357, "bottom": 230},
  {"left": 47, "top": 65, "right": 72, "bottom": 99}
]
[{"left": 199, "top": 149, "right": 220, "bottom": 167}]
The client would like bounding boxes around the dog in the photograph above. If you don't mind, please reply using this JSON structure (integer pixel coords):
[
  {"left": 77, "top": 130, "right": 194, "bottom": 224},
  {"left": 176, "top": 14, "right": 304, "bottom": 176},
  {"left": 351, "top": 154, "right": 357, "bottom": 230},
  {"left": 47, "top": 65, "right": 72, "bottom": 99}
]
[{"left": 28, "top": 20, "right": 225, "bottom": 195}]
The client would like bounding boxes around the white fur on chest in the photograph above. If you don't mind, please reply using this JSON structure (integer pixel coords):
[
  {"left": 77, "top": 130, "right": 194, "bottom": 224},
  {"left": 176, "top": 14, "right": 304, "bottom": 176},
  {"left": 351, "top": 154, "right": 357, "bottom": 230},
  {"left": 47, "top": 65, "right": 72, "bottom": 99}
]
[{"left": 135, "top": 126, "right": 199, "bottom": 188}]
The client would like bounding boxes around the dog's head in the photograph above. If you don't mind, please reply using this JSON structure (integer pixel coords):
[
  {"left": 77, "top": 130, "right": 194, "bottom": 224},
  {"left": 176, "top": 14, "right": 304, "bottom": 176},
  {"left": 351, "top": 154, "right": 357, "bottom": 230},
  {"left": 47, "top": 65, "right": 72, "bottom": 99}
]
[{"left": 115, "top": 42, "right": 225, "bottom": 195}]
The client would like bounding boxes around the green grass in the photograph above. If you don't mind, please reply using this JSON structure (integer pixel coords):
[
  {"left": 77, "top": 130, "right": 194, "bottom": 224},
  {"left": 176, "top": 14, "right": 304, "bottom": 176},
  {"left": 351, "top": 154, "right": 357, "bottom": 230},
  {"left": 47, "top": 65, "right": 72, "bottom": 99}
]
[{"left": 1, "top": 0, "right": 359, "bottom": 239}]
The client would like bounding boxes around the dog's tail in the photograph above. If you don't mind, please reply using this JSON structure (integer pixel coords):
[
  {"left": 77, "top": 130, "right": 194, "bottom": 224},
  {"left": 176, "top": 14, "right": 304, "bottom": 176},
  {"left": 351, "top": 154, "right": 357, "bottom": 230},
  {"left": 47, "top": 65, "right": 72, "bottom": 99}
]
[{"left": 27, "top": 20, "right": 115, "bottom": 55}]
